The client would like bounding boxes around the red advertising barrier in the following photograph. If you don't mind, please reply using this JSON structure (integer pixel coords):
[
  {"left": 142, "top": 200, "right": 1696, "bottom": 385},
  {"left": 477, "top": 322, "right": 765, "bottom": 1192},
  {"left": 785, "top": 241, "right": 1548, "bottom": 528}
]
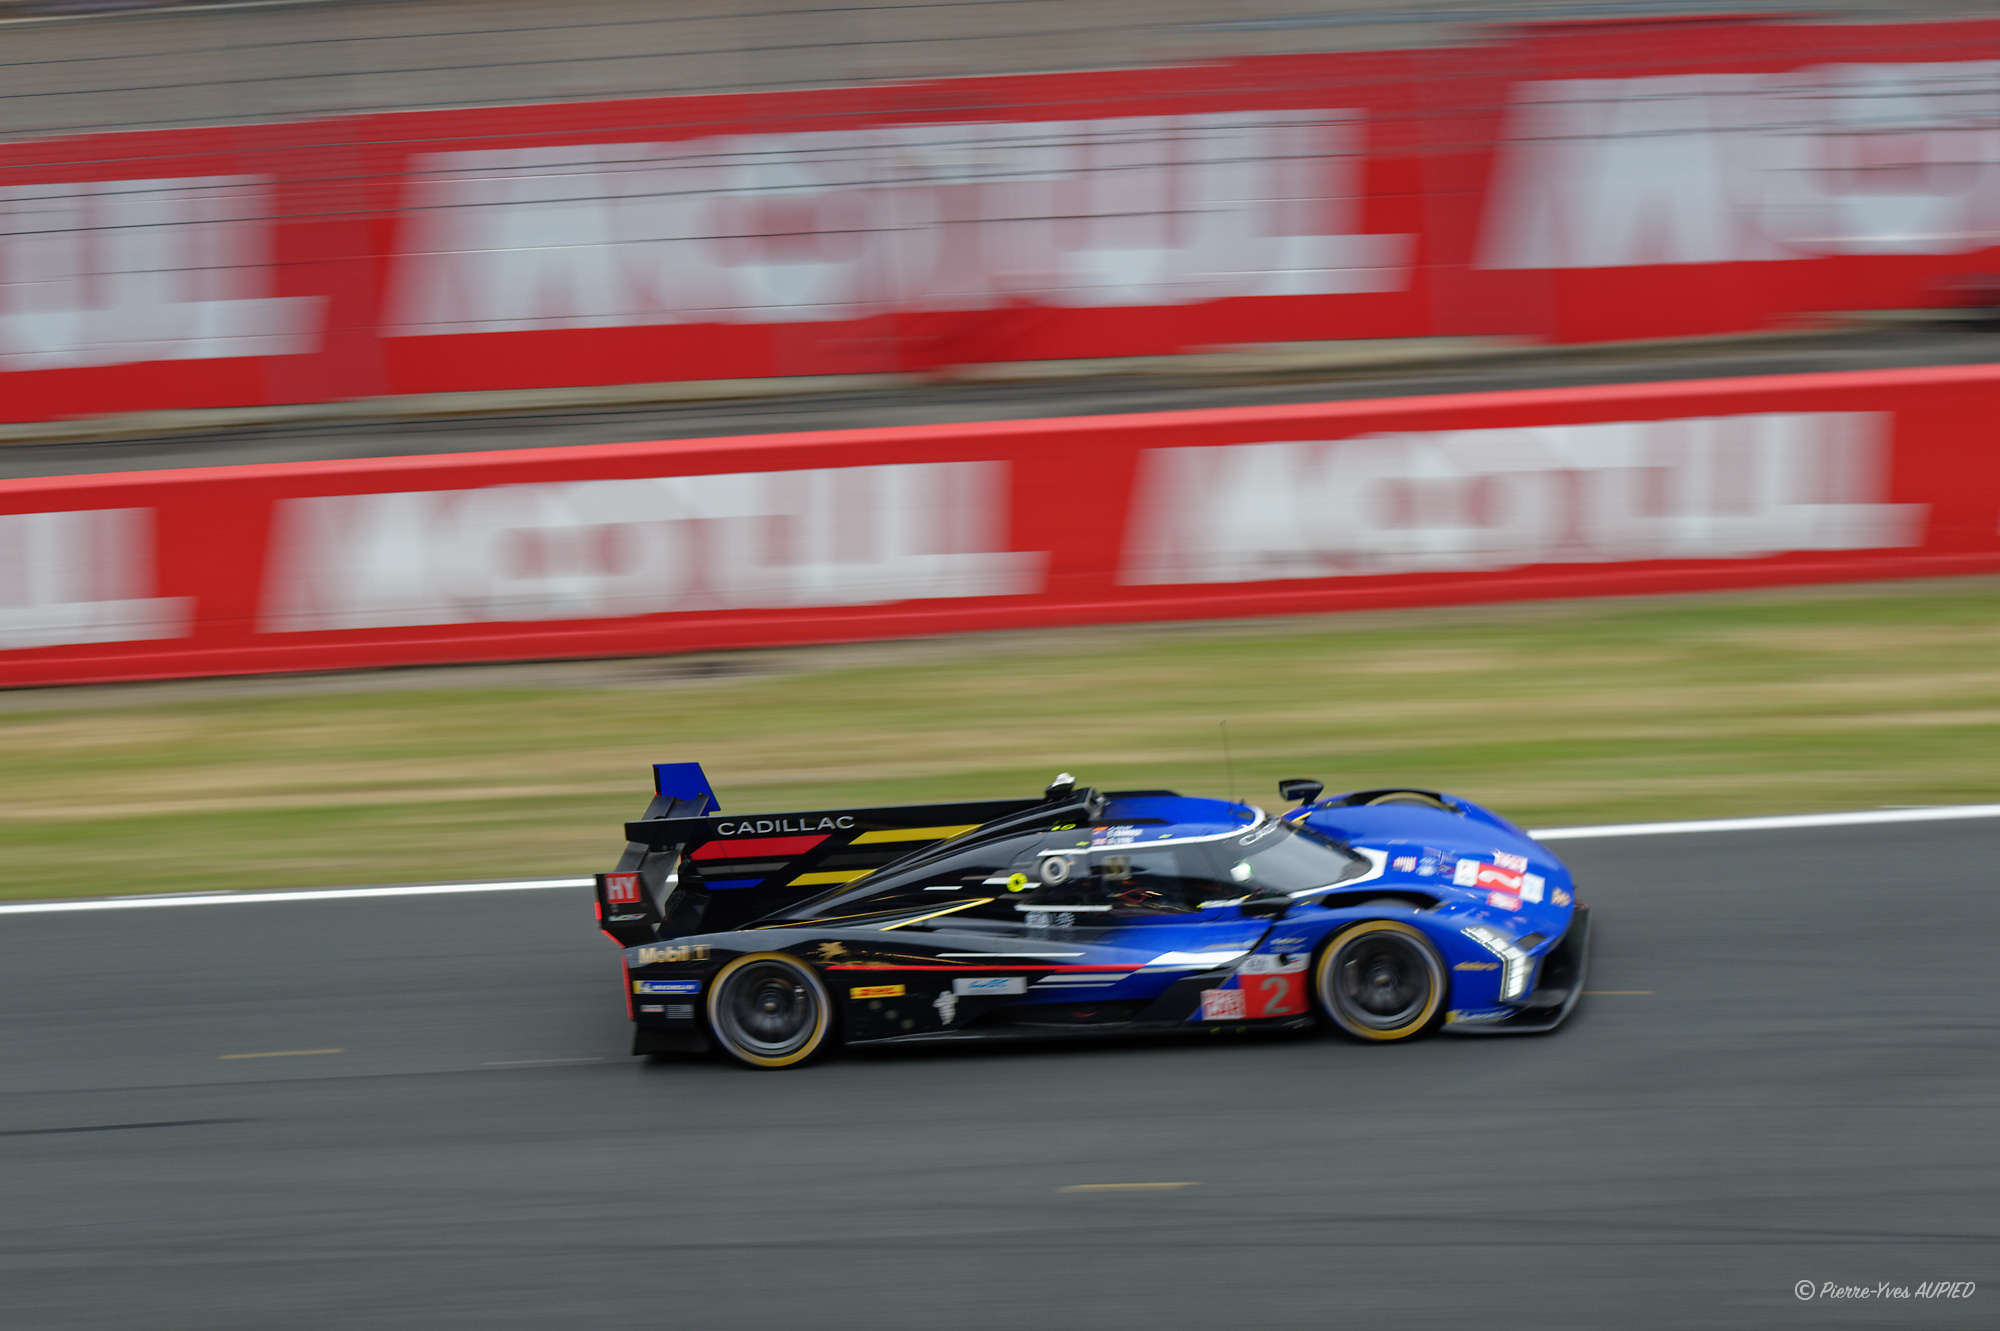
[
  {"left": 0, "top": 17, "right": 1994, "bottom": 423},
  {"left": 5, "top": 363, "right": 1999, "bottom": 687}
]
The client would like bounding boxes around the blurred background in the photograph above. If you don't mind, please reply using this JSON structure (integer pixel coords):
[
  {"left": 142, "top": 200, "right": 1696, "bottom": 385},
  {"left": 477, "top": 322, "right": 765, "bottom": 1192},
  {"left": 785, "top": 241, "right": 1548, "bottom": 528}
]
[
  {"left": 3, "top": 0, "right": 1996, "bottom": 871},
  {"left": 2, "top": 5, "right": 1997, "bottom": 1328}
]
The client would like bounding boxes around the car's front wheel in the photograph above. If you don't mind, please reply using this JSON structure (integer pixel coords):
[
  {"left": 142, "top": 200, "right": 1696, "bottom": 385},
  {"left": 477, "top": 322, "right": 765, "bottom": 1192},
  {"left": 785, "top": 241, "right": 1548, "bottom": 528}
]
[
  {"left": 1316, "top": 921, "right": 1446, "bottom": 1042},
  {"left": 705, "top": 952, "right": 834, "bottom": 1069}
]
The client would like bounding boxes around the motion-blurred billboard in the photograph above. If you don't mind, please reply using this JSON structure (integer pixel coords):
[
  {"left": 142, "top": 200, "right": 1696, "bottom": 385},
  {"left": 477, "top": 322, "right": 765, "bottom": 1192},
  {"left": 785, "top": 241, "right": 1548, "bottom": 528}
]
[
  {"left": 0, "top": 17, "right": 1993, "bottom": 422},
  {"left": 4, "top": 363, "right": 1997, "bottom": 685}
]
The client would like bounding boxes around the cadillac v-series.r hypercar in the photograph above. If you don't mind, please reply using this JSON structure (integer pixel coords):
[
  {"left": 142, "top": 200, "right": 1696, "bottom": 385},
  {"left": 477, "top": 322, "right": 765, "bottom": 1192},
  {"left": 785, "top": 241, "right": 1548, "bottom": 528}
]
[{"left": 595, "top": 764, "right": 1589, "bottom": 1069}]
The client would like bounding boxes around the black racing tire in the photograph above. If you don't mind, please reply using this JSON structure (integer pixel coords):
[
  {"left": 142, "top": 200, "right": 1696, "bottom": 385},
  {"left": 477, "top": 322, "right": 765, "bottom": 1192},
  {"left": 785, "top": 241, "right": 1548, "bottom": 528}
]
[
  {"left": 1315, "top": 920, "right": 1447, "bottom": 1042},
  {"left": 705, "top": 952, "right": 834, "bottom": 1070}
]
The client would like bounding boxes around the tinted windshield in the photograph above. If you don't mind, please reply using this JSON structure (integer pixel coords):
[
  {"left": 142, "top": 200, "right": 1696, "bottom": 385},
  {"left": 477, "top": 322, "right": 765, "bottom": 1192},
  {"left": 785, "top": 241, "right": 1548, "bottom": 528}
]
[{"left": 1208, "top": 824, "right": 1367, "bottom": 895}]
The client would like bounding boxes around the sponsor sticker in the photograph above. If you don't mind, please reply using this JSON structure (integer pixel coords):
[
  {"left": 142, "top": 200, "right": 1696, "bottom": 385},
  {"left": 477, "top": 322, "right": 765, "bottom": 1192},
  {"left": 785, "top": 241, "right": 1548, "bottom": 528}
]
[
  {"left": 1454, "top": 961, "right": 1499, "bottom": 971},
  {"left": 1519, "top": 874, "right": 1545, "bottom": 904},
  {"left": 1392, "top": 855, "right": 1416, "bottom": 872},
  {"left": 932, "top": 991, "right": 958, "bottom": 1025},
  {"left": 1455, "top": 860, "right": 1525, "bottom": 892},
  {"left": 1487, "top": 891, "right": 1522, "bottom": 912},
  {"left": 634, "top": 944, "right": 711, "bottom": 965},
  {"left": 952, "top": 976, "right": 1027, "bottom": 996},
  {"left": 634, "top": 979, "right": 701, "bottom": 996},
  {"left": 1235, "top": 953, "right": 1309, "bottom": 1018},
  {"left": 1236, "top": 953, "right": 1307, "bottom": 975},
  {"left": 664, "top": 1004, "right": 695, "bottom": 1021},
  {"left": 850, "top": 984, "right": 904, "bottom": 999},
  {"left": 1492, "top": 851, "right": 1529, "bottom": 873},
  {"left": 1199, "top": 988, "right": 1248, "bottom": 1021},
  {"left": 604, "top": 872, "right": 642, "bottom": 905},
  {"left": 1552, "top": 887, "right": 1572, "bottom": 907},
  {"left": 1446, "top": 1008, "right": 1513, "bottom": 1025},
  {"left": 638, "top": 1004, "right": 665, "bottom": 1013}
]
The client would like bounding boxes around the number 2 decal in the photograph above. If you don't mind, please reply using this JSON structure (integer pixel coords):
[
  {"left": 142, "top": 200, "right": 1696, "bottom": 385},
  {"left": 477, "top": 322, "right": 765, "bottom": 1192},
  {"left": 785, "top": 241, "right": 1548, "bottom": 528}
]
[{"left": 1246, "top": 970, "right": 1307, "bottom": 1018}]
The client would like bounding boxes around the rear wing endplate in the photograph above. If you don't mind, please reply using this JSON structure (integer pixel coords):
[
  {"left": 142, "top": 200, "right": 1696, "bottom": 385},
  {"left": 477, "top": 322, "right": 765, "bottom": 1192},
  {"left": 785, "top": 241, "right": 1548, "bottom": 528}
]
[{"left": 593, "top": 763, "right": 724, "bottom": 947}]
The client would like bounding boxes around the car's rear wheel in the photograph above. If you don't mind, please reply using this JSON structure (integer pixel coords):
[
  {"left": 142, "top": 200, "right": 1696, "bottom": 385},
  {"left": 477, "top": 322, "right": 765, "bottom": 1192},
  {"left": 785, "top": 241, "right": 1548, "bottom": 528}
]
[
  {"left": 705, "top": 952, "right": 833, "bottom": 1069},
  {"left": 1316, "top": 921, "right": 1446, "bottom": 1042}
]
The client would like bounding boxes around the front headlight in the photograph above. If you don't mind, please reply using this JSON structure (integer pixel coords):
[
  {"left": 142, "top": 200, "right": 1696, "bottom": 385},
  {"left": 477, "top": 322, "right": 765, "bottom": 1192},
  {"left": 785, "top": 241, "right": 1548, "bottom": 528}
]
[{"left": 1463, "top": 925, "right": 1536, "bottom": 1002}]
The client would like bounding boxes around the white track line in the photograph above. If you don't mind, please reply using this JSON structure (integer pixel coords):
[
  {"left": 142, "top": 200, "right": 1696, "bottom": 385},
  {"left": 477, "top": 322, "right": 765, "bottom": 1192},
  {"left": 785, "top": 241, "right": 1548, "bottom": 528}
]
[
  {"left": 1528, "top": 804, "right": 2000, "bottom": 841},
  {"left": 0, "top": 0, "right": 335, "bottom": 27},
  {"left": 6, "top": 803, "right": 2000, "bottom": 915},
  {"left": 0, "top": 877, "right": 591, "bottom": 916}
]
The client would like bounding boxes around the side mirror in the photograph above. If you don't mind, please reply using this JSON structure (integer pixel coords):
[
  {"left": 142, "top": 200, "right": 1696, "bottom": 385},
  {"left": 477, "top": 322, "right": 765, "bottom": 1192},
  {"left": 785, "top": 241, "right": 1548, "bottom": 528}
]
[
  {"left": 1240, "top": 893, "right": 1292, "bottom": 919},
  {"left": 1278, "top": 778, "right": 1323, "bottom": 805}
]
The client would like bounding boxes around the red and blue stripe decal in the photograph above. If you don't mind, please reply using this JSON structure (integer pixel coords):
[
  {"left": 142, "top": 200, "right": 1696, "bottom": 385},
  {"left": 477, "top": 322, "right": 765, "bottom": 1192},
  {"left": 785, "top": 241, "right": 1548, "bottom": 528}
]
[{"left": 688, "top": 833, "right": 831, "bottom": 890}]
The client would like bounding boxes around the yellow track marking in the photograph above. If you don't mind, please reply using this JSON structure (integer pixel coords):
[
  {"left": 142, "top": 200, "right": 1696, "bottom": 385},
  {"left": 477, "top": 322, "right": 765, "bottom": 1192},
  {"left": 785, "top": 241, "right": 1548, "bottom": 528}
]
[
  {"left": 791, "top": 869, "right": 870, "bottom": 886},
  {"left": 879, "top": 898, "right": 994, "bottom": 930},
  {"left": 853, "top": 825, "right": 979, "bottom": 844},
  {"left": 1060, "top": 1182, "right": 1201, "bottom": 1193},
  {"left": 218, "top": 1048, "right": 344, "bottom": 1060}
]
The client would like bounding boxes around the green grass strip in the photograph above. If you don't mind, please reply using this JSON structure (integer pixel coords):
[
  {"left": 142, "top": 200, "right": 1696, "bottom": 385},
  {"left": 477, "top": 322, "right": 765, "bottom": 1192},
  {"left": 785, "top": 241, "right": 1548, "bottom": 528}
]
[{"left": 4, "top": 578, "right": 1996, "bottom": 900}]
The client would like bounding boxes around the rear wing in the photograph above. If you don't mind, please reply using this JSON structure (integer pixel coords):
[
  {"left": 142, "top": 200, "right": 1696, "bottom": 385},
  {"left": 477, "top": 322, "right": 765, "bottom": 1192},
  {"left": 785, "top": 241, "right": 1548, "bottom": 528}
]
[
  {"left": 595, "top": 762, "right": 726, "bottom": 946},
  {"left": 596, "top": 762, "right": 1065, "bottom": 945}
]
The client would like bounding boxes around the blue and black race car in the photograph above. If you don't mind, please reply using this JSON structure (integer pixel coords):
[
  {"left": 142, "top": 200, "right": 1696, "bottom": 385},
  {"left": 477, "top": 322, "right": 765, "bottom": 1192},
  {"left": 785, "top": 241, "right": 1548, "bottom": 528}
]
[{"left": 596, "top": 764, "right": 1590, "bottom": 1069}]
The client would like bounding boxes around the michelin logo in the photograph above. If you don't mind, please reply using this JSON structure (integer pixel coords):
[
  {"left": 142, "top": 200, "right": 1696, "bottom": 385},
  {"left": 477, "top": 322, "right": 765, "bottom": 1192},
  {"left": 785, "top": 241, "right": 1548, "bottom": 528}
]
[{"left": 634, "top": 980, "right": 702, "bottom": 996}]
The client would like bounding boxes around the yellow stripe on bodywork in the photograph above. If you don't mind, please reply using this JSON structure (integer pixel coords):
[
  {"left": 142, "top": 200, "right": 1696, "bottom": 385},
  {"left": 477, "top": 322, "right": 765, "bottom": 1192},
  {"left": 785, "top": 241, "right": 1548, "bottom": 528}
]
[
  {"left": 879, "top": 898, "right": 995, "bottom": 931},
  {"left": 791, "top": 869, "right": 871, "bottom": 886},
  {"left": 852, "top": 825, "right": 979, "bottom": 844}
]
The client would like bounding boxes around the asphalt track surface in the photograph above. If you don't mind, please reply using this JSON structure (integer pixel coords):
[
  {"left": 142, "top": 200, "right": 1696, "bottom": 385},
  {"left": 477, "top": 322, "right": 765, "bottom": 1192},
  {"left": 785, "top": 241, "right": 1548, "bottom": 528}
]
[{"left": 4, "top": 819, "right": 1996, "bottom": 1330}]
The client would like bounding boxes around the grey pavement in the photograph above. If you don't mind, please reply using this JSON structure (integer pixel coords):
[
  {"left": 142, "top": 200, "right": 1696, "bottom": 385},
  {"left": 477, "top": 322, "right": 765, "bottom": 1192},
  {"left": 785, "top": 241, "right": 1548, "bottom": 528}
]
[{"left": 1, "top": 817, "right": 1995, "bottom": 1328}]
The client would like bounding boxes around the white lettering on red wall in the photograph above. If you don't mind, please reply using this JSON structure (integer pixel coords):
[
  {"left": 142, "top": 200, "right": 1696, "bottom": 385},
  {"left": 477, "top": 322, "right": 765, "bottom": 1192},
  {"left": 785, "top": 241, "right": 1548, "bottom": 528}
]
[
  {"left": 0, "top": 176, "right": 320, "bottom": 370},
  {"left": 0, "top": 508, "right": 191, "bottom": 648},
  {"left": 383, "top": 112, "right": 1411, "bottom": 333},
  {"left": 1121, "top": 412, "right": 1924, "bottom": 585},
  {"left": 1479, "top": 62, "right": 2000, "bottom": 268},
  {"left": 258, "top": 461, "right": 1042, "bottom": 631}
]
